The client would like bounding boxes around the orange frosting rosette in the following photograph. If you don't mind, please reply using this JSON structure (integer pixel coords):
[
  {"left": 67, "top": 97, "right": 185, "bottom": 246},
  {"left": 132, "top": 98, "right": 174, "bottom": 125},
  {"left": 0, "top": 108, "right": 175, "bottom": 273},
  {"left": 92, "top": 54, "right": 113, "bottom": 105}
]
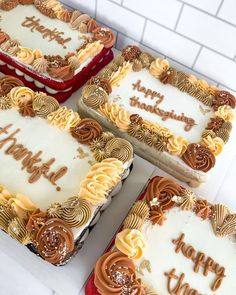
[
  {"left": 93, "top": 27, "right": 115, "bottom": 48},
  {"left": 144, "top": 176, "right": 183, "bottom": 210},
  {"left": 94, "top": 251, "right": 145, "bottom": 295}
]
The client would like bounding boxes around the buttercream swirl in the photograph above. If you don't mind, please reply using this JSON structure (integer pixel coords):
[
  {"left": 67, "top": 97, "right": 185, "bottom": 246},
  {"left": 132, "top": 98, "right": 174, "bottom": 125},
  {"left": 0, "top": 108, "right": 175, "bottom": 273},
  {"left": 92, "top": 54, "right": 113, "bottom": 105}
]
[
  {"left": 201, "top": 135, "right": 224, "bottom": 156},
  {"left": 212, "top": 90, "right": 236, "bottom": 110},
  {"left": 0, "top": 32, "right": 10, "bottom": 44},
  {"left": 0, "top": 205, "right": 15, "bottom": 232},
  {"left": 115, "top": 229, "right": 146, "bottom": 260},
  {"left": 34, "top": 218, "right": 74, "bottom": 265},
  {"left": 121, "top": 45, "right": 142, "bottom": 62},
  {"left": 47, "top": 106, "right": 80, "bottom": 130},
  {"left": 0, "top": 0, "right": 18, "bottom": 11},
  {"left": 87, "top": 77, "right": 112, "bottom": 94},
  {"left": 195, "top": 199, "right": 212, "bottom": 220},
  {"left": 82, "top": 84, "right": 108, "bottom": 109},
  {"left": 9, "top": 86, "right": 35, "bottom": 106},
  {"left": 167, "top": 135, "right": 188, "bottom": 156},
  {"left": 32, "top": 57, "right": 48, "bottom": 73},
  {"left": 48, "top": 64, "right": 74, "bottom": 81},
  {"left": 207, "top": 117, "right": 224, "bottom": 132},
  {"left": 70, "top": 11, "right": 90, "bottom": 30},
  {"left": 104, "top": 137, "right": 133, "bottom": 163},
  {"left": 32, "top": 94, "right": 59, "bottom": 118},
  {"left": 144, "top": 176, "right": 183, "bottom": 210},
  {"left": 8, "top": 217, "right": 31, "bottom": 245},
  {"left": 26, "top": 209, "right": 48, "bottom": 238},
  {"left": 94, "top": 251, "right": 139, "bottom": 295},
  {"left": 0, "top": 75, "right": 24, "bottom": 96},
  {"left": 60, "top": 197, "right": 92, "bottom": 228},
  {"left": 149, "top": 58, "right": 169, "bottom": 78},
  {"left": 149, "top": 206, "right": 166, "bottom": 225},
  {"left": 77, "top": 41, "right": 104, "bottom": 64},
  {"left": 93, "top": 27, "right": 116, "bottom": 48},
  {"left": 17, "top": 47, "right": 35, "bottom": 65},
  {"left": 129, "top": 200, "right": 150, "bottom": 220},
  {"left": 123, "top": 213, "right": 144, "bottom": 230},
  {"left": 109, "top": 62, "right": 132, "bottom": 87},
  {"left": 19, "top": 102, "right": 36, "bottom": 117},
  {"left": 182, "top": 143, "right": 215, "bottom": 172},
  {"left": 215, "top": 105, "right": 234, "bottom": 122}
]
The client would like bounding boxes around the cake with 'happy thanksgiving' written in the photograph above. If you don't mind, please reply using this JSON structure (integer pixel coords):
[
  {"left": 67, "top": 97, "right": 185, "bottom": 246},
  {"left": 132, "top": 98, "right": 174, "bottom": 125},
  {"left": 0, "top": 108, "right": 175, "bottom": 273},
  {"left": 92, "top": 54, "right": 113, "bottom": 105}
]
[
  {"left": 86, "top": 176, "right": 236, "bottom": 295},
  {"left": 78, "top": 45, "right": 235, "bottom": 187},
  {"left": 0, "top": 0, "right": 115, "bottom": 101},
  {"left": 0, "top": 75, "right": 133, "bottom": 265}
]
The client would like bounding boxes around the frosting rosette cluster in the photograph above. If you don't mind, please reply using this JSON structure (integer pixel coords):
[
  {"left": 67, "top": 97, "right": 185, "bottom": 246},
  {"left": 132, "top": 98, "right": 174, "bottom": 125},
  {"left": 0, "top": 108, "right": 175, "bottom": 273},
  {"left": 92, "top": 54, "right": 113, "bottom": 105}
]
[
  {"left": 0, "top": 75, "right": 24, "bottom": 96},
  {"left": 78, "top": 158, "right": 124, "bottom": 205},
  {"left": 94, "top": 251, "right": 145, "bottom": 295},
  {"left": 149, "top": 58, "right": 169, "bottom": 78},
  {"left": 115, "top": 228, "right": 146, "bottom": 260},
  {"left": 144, "top": 176, "right": 183, "bottom": 210},
  {"left": 34, "top": 218, "right": 74, "bottom": 265}
]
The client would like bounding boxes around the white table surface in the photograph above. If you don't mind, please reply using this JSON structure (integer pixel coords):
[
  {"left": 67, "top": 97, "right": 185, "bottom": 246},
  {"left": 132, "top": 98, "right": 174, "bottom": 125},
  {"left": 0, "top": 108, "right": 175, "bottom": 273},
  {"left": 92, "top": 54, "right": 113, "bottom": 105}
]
[{"left": 0, "top": 51, "right": 236, "bottom": 295}]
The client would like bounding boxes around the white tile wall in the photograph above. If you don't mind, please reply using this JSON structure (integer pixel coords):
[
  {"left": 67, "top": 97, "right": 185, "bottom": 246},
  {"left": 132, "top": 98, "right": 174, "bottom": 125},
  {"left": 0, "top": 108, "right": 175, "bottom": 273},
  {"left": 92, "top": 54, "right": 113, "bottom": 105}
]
[{"left": 63, "top": 0, "right": 236, "bottom": 92}]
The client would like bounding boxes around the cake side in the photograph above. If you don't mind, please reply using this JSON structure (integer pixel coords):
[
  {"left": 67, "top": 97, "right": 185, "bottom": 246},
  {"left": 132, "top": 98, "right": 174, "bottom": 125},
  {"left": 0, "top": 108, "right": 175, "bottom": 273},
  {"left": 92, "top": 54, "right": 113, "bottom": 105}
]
[
  {"left": 0, "top": 0, "right": 115, "bottom": 82},
  {"left": 79, "top": 45, "right": 235, "bottom": 186},
  {"left": 0, "top": 75, "right": 133, "bottom": 265},
  {"left": 90, "top": 176, "right": 236, "bottom": 294}
]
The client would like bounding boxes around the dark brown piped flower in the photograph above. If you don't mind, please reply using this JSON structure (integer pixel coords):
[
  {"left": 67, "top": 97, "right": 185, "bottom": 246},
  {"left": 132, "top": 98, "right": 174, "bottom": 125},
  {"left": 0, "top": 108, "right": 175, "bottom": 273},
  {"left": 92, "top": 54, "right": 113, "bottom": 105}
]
[
  {"left": 159, "top": 68, "right": 177, "bottom": 85},
  {"left": 0, "top": 0, "right": 19, "bottom": 11},
  {"left": 93, "top": 27, "right": 116, "bottom": 48},
  {"left": 26, "top": 209, "right": 48, "bottom": 238},
  {"left": 71, "top": 118, "right": 102, "bottom": 144},
  {"left": 34, "top": 218, "right": 74, "bottom": 265},
  {"left": 149, "top": 206, "right": 167, "bottom": 225},
  {"left": 129, "top": 114, "right": 143, "bottom": 124},
  {"left": 206, "top": 117, "right": 225, "bottom": 132},
  {"left": 122, "top": 45, "right": 142, "bottom": 62},
  {"left": 45, "top": 55, "right": 68, "bottom": 68},
  {"left": 19, "top": 102, "right": 36, "bottom": 117},
  {"left": 87, "top": 77, "right": 112, "bottom": 94},
  {"left": 0, "top": 31, "right": 10, "bottom": 44},
  {"left": 212, "top": 90, "right": 236, "bottom": 110},
  {"left": 195, "top": 199, "right": 212, "bottom": 220},
  {"left": 182, "top": 143, "right": 215, "bottom": 172}
]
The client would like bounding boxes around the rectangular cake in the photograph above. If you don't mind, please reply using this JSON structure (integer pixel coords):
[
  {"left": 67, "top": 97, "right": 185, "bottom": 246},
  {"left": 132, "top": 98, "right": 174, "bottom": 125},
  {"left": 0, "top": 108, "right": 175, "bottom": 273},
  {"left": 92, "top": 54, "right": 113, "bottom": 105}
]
[
  {"left": 0, "top": 75, "right": 133, "bottom": 265},
  {"left": 78, "top": 45, "right": 235, "bottom": 187},
  {"left": 0, "top": 0, "right": 115, "bottom": 102},
  {"left": 86, "top": 176, "right": 236, "bottom": 295}
]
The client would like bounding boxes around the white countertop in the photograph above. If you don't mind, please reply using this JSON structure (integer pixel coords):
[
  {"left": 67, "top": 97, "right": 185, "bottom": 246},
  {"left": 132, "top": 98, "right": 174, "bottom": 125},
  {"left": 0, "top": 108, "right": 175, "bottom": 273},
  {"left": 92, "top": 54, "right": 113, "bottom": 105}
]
[{"left": 0, "top": 51, "right": 236, "bottom": 295}]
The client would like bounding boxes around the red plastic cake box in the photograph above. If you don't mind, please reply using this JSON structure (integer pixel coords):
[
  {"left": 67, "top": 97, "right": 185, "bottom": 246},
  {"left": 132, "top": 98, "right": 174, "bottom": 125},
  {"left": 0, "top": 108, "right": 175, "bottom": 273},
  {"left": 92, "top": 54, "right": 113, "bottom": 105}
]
[{"left": 0, "top": 48, "right": 113, "bottom": 103}]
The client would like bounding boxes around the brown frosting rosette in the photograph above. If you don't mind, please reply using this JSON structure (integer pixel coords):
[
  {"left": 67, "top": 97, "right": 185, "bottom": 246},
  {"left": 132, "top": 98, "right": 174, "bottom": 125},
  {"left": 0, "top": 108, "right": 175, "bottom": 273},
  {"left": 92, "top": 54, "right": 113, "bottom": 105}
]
[
  {"left": 144, "top": 176, "right": 183, "bottom": 210},
  {"left": 0, "top": 75, "right": 24, "bottom": 96},
  {"left": 93, "top": 27, "right": 115, "bottom": 48},
  {"left": 95, "top": 251, "right": 144, "bottom": 295},
  {"left": 87, "top": 77, "right": 112, "bottom": 94},
  {"left": 0, "top": 32, "right": 10, "bottom": 44},
  {"left": 122, "top": 45, "right": 142, "bottom": 62},
  {"left": 206, "top": 117, "right": 224, "bottom": 132},
  {"left": 212, "top": 90, "right": 236, "bottom": 110},
  {"left": 0, "top": 0, "right": 18, "bottom": 11},
  {"left": 182, "top": 143, "right": 215, "bottom": 172},
  {"left": 48, "top": 65, "right": 74, "bottom": 81},
  {"left": 26, "top": 209, "right": 48, "bottom": 238},
  {"left": 71, "top": 118, "right": 102, "bottom": 144},
  {"left": 34, "top": 218, "right": 74, "bottom": 265}
]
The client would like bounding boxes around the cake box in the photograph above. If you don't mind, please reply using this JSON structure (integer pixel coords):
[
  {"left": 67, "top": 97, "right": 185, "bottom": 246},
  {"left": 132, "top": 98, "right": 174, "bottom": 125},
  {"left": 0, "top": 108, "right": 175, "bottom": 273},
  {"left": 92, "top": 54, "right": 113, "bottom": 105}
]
[{"left": 0, "top": 0, "right": 115, "bottom": 102}]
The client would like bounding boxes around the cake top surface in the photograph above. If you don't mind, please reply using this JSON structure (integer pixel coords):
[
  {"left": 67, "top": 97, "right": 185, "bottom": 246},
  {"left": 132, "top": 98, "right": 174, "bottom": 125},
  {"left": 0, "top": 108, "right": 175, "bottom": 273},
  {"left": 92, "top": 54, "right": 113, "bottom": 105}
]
[
  {"left": 0, "top": 0, "right": 116, "bottom": 81},
  {"left": 0, "top": 74, "right": 133, "bottom": 265},
  {"left": 81, "top": 45, "right": 236, "bottom": 174},
  {"left": 92, "top": 176, "right": 236, "bottom": 295}
]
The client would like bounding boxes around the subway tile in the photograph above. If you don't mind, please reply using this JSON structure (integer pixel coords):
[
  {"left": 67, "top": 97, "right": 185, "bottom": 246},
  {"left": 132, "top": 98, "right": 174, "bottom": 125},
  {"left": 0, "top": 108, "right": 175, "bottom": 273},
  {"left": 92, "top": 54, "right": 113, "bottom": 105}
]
[
  {"left": 194, "top": 48, "right": 236, "bottom": 91},
  {"left": 96, "top": 0, "right": 145, "bottom": 41},
  {"left": 177, "top": 5, "right": 236, "bottom": 58},
  {"left": 180, "top": 0, "right": 222, "bottom": 14},
  {"left": 109, "top": 0, "right": 122, "bottom": 4},
  {"left": 62, "top": 0, "right": 96, "bottom": 17},
  {"left": 123, "top": 0, "right": 182, "bottom": 29},
  {"left": 218, "top": 0, "right": 236, "bottom": 26},
  {"left": 143, "top": 21, "right": 200, "bottom": 67}
]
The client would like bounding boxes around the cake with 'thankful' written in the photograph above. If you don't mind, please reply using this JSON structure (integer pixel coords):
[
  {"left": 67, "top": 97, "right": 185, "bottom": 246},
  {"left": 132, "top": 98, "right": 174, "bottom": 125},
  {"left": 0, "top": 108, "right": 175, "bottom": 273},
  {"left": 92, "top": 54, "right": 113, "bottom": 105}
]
[
  {"left": 0, "top": 75, "right": 133, "bottom": 265},
  {"left": 78, "top": 45, "right": 236, "bottom": 187},
  {"left": 0, "top": 0, "right": 115, "bottom": 101},
  {"left": 86, "top": 176, "right": 236, "bottom": 295}
]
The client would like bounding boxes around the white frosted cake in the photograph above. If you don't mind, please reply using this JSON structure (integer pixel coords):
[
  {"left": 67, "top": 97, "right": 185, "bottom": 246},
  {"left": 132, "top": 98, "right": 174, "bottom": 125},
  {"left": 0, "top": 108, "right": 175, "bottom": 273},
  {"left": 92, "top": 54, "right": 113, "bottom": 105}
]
[
  {"left": 0, "top": 77, "right": 133, "bottom": 265},
  {"left": 91, "top": 176, "right": 236, "bottom": 295},
  {"left": 0, "top": 0, "right": 115, "bottom": 100},
  {"left": 78, "top": 45, "right": 235, "bottom": 187}
]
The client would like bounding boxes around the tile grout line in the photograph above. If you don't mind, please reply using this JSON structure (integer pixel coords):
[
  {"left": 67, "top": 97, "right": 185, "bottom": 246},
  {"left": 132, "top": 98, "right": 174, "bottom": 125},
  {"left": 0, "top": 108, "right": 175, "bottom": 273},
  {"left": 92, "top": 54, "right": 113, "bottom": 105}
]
[
  {"left": 216, "top": 0, "right": 224, "bottom": 16},
  {"left": 140, "top": 19, "right": 147, "bottom": 43},
  {"left": 191, "top": 46, "right": 203, "bottom": 68},
  {"left": 174, "top": 2, "right": 184, "bottom": 31},
  {"left": 95, "top": 0, "right": 98, "bottom": 18}
]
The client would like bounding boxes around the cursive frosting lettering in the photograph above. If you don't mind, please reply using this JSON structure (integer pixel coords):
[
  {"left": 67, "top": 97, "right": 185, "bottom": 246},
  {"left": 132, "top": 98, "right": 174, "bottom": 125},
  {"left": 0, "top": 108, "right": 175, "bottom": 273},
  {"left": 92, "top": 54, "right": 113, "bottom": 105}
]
[
  {"left": 0, "top": 124, "right": 68, "bottom": 189},
  {"left": 21, "top": 16, "right": 72, "bottom": 48},
  {"left": 132, "top": 79, "right": 164, "bottom": 103},
  {"left": 164, "top": 268, "right": 201, "bottom": 295},
  {"left": 130, "top": 96, "right": 196, "bottom": 131},
  {"left": 172, "top": 233, "right": 225, "bottom": 291}
]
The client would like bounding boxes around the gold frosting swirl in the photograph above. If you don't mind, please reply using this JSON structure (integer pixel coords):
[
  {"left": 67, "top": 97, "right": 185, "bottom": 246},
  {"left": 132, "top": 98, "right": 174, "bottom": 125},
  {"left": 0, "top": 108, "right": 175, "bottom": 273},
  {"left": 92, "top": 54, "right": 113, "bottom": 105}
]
[
  {"left": 32, "top": 57, "right": 48, "bottom": 73},
  {"left": 8, "top": 217, "right": 31, "bottom": 245},
  {"left": 47, "top": 203, "right": 62, "bottom": 218},
  {"left": 108, "top": 62, "right": 132, "bottom": 87},
  {"left": 78, "top": 158, "right": 124, "bottom": 205},
  {"left": 60, "top": 196, "right": 92, "bottom": 228},
  {"left": 99, "top": 103, "right": 131, "bottom": 131},
  {"left": 0, "top": 96, "right": 12, "bottom": 110},
  {"left": 115, "top": 228, "right": 146, "bottom": 260},
  {"left": 167, "top": 135, "right": 188, "bottom": 156},
  {"left": 149, "top": 58, "right": 169, "bottom": 78},
  {"left": 9, "top": 86, "right": 35, "bottom": 106},
  {"left": 47, "top": 106, "right": 80, "bottom": 130},
  {"left": 201, "top": 135, "right": 224, "bottom": 156},
  {"left": 105, "top": 138, "right": 133, "bottom": 163},
  {"left": 17, "top": 47, "right": 35, "bottom": 65},
  {"left": 32, "top": 93, "right": 59, "bottom": 118},
  {"left": 77, "top": 41, "right": 104, "bottom": 64},
  {"left": 82, "top": 85, "right": 108, "bottom": 110},
  {"left": 215, "top": 105, "right": 234, "bottom": 122},
  {"left": 123, "top": 213, "right": 144, "bottom": 230},
  {"left": 0, "top": 205, "right": 15, "bottom": 232},
  {"left": 179, "top": 189, "right": 197, "bottom": 210}
]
